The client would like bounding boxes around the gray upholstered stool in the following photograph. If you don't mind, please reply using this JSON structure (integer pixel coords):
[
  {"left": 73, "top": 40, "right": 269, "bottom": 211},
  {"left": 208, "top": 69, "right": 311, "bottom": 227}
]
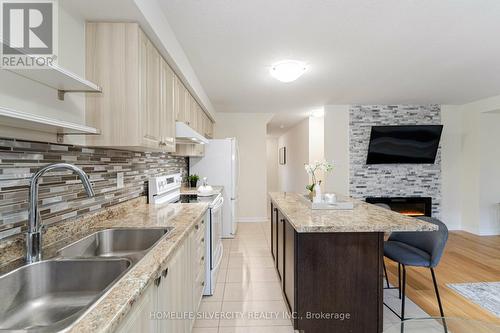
[{"left": 383, "top": 216, "right": 448, "bottom": 321}]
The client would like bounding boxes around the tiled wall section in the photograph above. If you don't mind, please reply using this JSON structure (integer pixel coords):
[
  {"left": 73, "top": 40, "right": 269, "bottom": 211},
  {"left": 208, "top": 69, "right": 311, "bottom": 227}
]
[
  {"left": 0, "top": 138, "right": 188, "bottom": 240},
  {"left": 349, "top": 105, "right": 442, "bottom": 216}
]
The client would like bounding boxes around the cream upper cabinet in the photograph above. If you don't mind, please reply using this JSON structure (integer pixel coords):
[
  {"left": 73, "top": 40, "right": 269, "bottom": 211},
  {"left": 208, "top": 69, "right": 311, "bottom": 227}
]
[
  {"left": 86, "top": 22, "right": 175, "bottom": 152},
  {"left": 172, "top": 143, "right": 205, "bottom": 157},
  {"left": 141, "top": 33, "right": 162, "bottom": 148},
  {"left": 184, "top": 88, "right": 192, "bottom": 126},
  {"left": 189, "top": 95, "right": 198, "bottom": 131},
  {"left": 195, "top": 103, "right": 203, "bottom": 134},
  {"left": 160, "top": 58, "right": 176, "bottom": 152},
  {"left": 174, "top": 76, "right": 188, "bottom": 124}
]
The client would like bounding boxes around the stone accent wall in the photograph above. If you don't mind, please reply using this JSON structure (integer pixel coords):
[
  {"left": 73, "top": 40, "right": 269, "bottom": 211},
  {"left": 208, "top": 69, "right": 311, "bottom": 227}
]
[
  {"left": 0, "top": 138, "right": 187, "bottom": 240},
  {"left": 349, "top": 105, "right": 442, "bottom": 216}
]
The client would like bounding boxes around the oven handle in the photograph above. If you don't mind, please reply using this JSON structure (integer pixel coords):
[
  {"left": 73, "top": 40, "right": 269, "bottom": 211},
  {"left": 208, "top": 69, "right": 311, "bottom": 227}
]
[
  {"left": 212, "top": 242, "right": 224, "bottom": 272},
  {"left": 211, "top": 196, "right": 224, "bottom": 211}
]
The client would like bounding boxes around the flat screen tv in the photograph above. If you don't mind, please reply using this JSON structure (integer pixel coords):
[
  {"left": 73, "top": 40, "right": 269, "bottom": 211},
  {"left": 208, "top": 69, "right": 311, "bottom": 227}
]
[{"left": 366, "top": 125, "right": 443, "bottom": 164}]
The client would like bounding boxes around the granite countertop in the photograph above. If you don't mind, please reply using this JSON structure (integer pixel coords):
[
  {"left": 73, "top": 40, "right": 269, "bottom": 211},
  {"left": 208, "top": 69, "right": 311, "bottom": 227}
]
[
  {"left": 181, "top": 185, "right": 224, "bottom": 195},
  {"left": 65, "top": 199, "right": 209, "bottom": 332},
  {"left": 0, "top": 197, "right": 209, "bottom": 333},
  {"left": 269, "top": 192, "right": 437, "bottom": 233}
]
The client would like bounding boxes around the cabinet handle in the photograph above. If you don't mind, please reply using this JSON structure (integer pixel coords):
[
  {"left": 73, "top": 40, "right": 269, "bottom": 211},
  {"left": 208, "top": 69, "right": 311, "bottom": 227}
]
[
  {"left": 201, "top": 237, "right": 204, "bottom": 243},
  {"left": 162, "top": 267, "right": 169, "bottom": 277},
  {"left": 154, "top": 276, "right": 162, "bottom": 286},
  {"left": 201, "top": 281, "right": 205, "bottom": 286},
  {"left": 201, "top": 219, "right": 204, "bottom": 224},
  {"left": 195, "top": 224, "right": 199, "bottom": 230},
  {"left": 201, "top": 256, "right": 204, "bottom": 261}
]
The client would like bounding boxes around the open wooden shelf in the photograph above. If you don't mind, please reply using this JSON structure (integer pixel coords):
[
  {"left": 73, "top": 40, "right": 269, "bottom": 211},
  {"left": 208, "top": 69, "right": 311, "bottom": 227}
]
[
  {"left": 7, "top": 63, "right": 102, "bottom": 100},
  {"left": 0, "top": 107, "right": 100, "bottom": 136}
]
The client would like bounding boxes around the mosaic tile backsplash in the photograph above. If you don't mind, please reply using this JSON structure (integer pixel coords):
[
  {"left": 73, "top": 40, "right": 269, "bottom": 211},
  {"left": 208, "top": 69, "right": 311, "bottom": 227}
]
[
  {"left": 0, "top": 138, "right": 188, "bottom": 240},
  {"left": 349, "top": 105, "right": 442, "bottom": 217}
]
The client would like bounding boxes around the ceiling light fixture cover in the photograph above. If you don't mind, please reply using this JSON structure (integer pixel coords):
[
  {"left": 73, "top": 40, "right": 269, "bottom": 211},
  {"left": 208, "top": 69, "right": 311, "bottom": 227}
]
[
  {"left": 311, "top": 109, "right": 325, "bottom": 118},
  {"left": 270, "top": 60, "right": 307, "bottom": 83}
]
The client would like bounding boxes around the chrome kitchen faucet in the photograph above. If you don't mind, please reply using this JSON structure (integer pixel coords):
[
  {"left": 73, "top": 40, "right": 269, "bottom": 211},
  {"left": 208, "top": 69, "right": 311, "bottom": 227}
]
[{"left": 27, "top": 163, "right": 95, "bottom": 264}]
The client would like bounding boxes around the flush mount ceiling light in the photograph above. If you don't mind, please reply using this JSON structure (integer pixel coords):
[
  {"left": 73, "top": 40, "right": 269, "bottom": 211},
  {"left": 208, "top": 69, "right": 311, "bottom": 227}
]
[
  {"left": 311, "top": 108, "right": 325, "bottom": 118},
  {"left": 270, "top": 60, "right": 307, "bottom": 83}
]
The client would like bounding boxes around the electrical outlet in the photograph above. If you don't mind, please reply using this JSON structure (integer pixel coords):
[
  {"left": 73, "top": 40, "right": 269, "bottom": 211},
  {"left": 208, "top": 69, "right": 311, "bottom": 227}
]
[{"left": 117, "top": 172, "right": 124, "bottom": 189}]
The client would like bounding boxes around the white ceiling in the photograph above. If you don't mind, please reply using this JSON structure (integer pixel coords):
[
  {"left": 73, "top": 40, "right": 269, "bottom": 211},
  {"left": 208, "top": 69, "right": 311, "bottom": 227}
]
[{"left": 153, "top": 1, "right": 500, "bottom": 134}]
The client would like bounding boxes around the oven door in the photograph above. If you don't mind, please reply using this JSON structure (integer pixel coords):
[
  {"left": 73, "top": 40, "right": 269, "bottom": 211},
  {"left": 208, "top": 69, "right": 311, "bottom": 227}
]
[{"left": 210, "top": 195, "right": 224, "bottom": 270}]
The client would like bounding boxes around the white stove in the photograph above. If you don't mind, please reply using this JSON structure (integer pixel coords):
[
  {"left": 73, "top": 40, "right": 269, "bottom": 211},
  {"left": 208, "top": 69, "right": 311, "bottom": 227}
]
[
  {"left": 148, "top": 173, "right": 223, "bottom": 296},
  {"left": 148, "top": 173, "right": 182, "bottom": 204}
]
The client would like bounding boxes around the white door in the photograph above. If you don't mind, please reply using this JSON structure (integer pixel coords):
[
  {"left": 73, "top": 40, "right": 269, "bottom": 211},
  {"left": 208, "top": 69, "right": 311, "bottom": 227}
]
[{"left": 231, "top": 138, "right": 239, "bottom": 235}]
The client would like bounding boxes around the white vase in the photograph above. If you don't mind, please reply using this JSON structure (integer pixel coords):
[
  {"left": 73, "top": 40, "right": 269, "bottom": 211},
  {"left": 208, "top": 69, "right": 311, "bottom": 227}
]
[{"left": 313, "top": 182, "right": 322, "bottom": 203}]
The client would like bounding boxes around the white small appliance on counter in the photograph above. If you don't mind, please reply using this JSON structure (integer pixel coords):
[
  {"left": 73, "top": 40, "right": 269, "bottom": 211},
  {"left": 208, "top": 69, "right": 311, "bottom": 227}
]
[{"left": 197, "top": 177, "right": 215, "bottom": 196}]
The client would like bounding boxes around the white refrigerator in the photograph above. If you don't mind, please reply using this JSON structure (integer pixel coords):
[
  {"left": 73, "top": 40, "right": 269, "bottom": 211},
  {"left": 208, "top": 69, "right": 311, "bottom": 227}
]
[{"left": 190, "top": 138, "right": 239, "bottom": 238}]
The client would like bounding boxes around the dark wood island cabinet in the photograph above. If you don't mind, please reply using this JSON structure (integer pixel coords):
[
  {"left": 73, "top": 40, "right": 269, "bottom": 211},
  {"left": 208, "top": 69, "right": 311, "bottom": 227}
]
[{"left": 269, "top": 192, "right": 437, "bottom": 333}]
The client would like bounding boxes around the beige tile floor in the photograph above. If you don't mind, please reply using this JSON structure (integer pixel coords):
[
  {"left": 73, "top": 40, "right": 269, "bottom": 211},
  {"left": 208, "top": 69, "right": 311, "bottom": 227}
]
[
  {"left": 193, "top": 222, "right": 428, "bottom": 333},
  {"left": 193, "top": 222, "right": 295, "bottom": 333}
]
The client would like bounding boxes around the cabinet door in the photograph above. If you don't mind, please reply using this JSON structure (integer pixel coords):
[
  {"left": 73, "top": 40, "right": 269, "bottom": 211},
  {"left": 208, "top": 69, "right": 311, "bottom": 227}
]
[
  {"left": 183, "top": 88, "right": 192, "bottom": 126},
  {"left": 85, "top": 22, "right": 141, "bottom": 147},
  {"left": 174, "top": 76, "right": 184, "bottom": 123},
  {"left": 160, "top": 59, "right": 176, "bottom": 152},
  {"left": 202, "top": 112, "right": 210, "bottom": 138},
  {"left": 116, "top": 283, "right": 157, "bottom": 333},
  {"left": 207, "top": 118, "right": 214, "bottom": 139},
  {"left": 277, "top": 212, "right": 285, "bottom": 283},
  {"left": 271, "top": 204, "right": 277, "bottom": 260},
  {"left": 141, "top": 34, "right": 162, "bottom": 148},
  {"left": 173, "top": 143, "right": 205, "bottom": 157},
  {"left": 196, "top": 104, "right": 204, "bottom": 134},
  {"left": 284, "top": 219, "right": 296, "bottom": 314},
  {"left": 158, "top": 243, "right": 183, "bottom": 333}
]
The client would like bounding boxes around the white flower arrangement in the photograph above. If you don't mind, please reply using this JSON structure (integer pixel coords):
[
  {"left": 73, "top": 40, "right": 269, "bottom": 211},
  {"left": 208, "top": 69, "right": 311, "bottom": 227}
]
[{"left": 304, "top": 160, "right": 334, "bottom": 192}]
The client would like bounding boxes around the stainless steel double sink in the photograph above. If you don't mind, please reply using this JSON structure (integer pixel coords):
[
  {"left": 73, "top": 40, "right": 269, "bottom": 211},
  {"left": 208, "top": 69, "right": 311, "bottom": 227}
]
[{"left": 0, "top": 227, "right": 172, "bottom": 332}]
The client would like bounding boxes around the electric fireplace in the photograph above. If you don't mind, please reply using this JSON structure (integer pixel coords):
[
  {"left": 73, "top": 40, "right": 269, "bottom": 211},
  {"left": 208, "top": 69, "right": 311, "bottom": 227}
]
[{"left": 365, "top": 197, "right": 432, "bottom": 217}]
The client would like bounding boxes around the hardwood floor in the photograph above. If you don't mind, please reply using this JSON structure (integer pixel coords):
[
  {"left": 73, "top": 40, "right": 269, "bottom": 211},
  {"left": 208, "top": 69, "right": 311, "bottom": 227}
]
[{"left": 384, "top": 231, "right": 500, "bottom": 325}]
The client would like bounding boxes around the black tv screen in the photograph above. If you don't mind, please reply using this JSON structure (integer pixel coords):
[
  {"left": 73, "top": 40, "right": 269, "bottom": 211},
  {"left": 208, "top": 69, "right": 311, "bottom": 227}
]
[{"left": 366, "top": 125, "right": 443, "bottom": 164}]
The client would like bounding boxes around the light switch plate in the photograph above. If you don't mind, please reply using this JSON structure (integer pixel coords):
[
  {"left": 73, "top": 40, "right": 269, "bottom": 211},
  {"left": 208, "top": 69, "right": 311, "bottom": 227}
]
[{"left": 117, "top": 172, "right": 124, "bottom": 189}]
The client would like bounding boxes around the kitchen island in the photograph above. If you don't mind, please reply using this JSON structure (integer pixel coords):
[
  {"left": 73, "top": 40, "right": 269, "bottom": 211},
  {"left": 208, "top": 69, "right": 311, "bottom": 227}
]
[{"left": 269, "top": 192, "right": 437, "bottom": 333}]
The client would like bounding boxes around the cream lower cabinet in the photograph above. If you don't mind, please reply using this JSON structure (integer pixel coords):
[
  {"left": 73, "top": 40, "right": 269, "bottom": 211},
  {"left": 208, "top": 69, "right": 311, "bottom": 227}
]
[
  {"left": 116, "top": 220, "right": 206, "bottom": 333},
  {"left": 86, "top": 22, "right": 175, "bottom": 152},
  {"left": 115, "top": 282, "right": 157, "bottom": 333}
]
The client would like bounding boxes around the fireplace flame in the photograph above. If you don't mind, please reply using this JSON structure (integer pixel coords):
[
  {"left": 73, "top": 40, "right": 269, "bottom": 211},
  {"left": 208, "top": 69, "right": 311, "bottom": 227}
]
[{"left": 399, "top": 211, "right": 425, "bottom": 216}]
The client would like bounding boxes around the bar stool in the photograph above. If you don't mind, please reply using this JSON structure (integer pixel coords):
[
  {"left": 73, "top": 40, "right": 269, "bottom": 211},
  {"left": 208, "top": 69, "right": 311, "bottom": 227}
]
[{"left": 383, "top": 216, "right": 448, "bottom": 321}]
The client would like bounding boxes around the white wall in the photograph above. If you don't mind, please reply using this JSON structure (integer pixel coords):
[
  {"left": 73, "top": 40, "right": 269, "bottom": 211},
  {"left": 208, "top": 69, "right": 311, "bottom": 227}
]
[
  {"left": 266, "top": 137, "right": 279, "bottom": 218},
  {"left": 266, "top": 137, "right": 279, "bottom": 193},
  {"left": 215, "top": 113, "right": 273, "bottom": 222},
  {"left": 479, "top": 112, "right": 500, "bottom": 235},
  {"left": 323, "top": 105, "right": 350, "bottom": 195},
  {"left": 439, "top": 105, "right": 463, "bottom": 230},
  {"left": 442, "top": 96, "right": 500, "bottom": 235},
  {"left": 0, "top": 2, "right": 86, "bottom": 143},
  {"left": 309, "top": 116, "right": 325, "bottom": 178},
  {"left": 276, "top": 116, "right": 325, "bottom": 194},
  {"left": 278, "top": 118, "right": 310, "bottom": 193},
  {"left": 456, "top": 96, "right": 500, "bottom": 235}
]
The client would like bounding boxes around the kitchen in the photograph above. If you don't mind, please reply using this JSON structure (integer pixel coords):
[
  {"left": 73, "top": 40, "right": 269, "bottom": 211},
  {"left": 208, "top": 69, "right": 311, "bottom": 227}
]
[{"left": 1, "top": 1, "right": 500, "bottom": 333}]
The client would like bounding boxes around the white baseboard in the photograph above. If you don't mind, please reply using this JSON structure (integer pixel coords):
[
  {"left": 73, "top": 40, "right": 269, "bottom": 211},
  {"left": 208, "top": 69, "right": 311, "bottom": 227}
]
[{"left": 237, "top": 217, "right": 269, "bottom": 223}]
